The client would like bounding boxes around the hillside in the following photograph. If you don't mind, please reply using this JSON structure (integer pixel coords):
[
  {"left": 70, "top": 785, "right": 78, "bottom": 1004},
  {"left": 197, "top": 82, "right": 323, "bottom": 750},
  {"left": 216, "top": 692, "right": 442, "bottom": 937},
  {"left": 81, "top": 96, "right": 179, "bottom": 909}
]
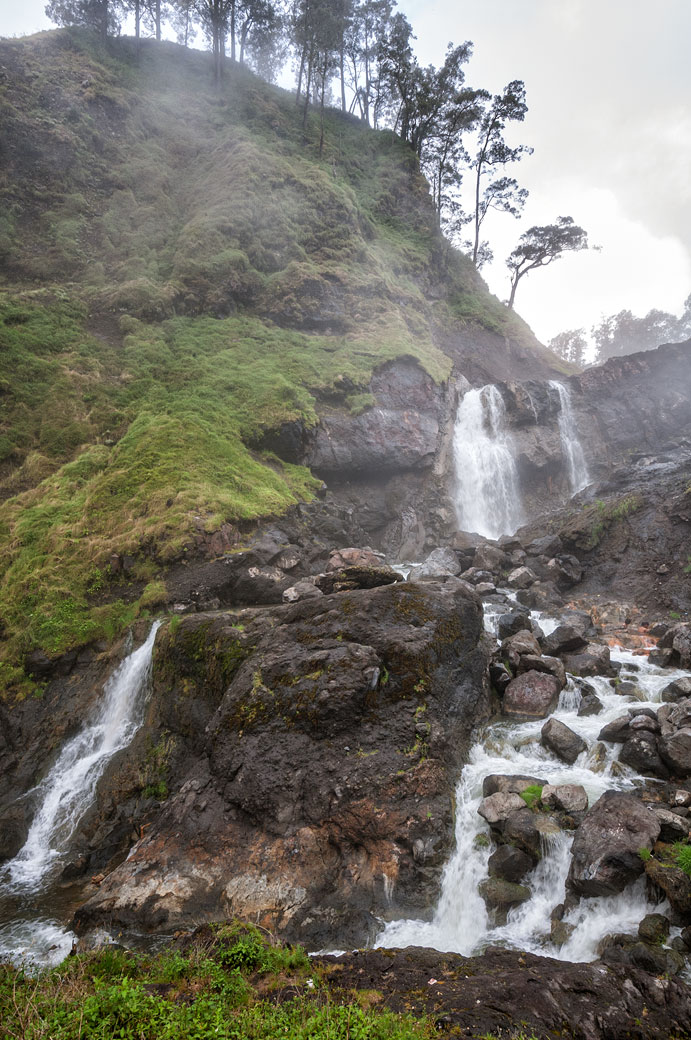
[{"left": 0, "top": 28, "right": 563, "bottom": 692}]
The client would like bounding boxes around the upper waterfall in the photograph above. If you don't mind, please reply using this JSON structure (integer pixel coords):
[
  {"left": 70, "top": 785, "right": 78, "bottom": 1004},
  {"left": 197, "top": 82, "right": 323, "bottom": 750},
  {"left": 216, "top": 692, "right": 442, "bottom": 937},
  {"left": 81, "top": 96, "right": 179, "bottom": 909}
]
[
  {"left": 453, "top": 385, "right": 524, "bottom": 540},
  {"left": 550, "top": 380, "right": 590, "bottom": 495}
]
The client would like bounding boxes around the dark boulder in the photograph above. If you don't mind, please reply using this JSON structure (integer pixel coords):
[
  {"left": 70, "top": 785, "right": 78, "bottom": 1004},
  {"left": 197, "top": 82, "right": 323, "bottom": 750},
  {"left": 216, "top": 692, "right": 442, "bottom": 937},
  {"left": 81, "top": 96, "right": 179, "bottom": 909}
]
[
  {"left": 567, "top": 791, "right": 660, "bottom": 897},
  {"left": 562, "top": 643, "right": 615, "bottom": 678},
  {"left": 487, "top": 844, "right": 534, "bottom": 883},
  {"left": 540, "top": 624, "right": 588, "bottom": 656},
  {"left": 541, "top": 718, "right": 587, "bottom": 765},
  {"left": 482, "top": 774, "right": 547, "bottom": 797},
  {"left": 619, "top": 734, "right": 670, "bottom": 779},
  {"left": 503, "top": 671, "right": 562, "bottom": 719},
  {"left": 645, "top": 857, "right": 691, "bottom": 923}
]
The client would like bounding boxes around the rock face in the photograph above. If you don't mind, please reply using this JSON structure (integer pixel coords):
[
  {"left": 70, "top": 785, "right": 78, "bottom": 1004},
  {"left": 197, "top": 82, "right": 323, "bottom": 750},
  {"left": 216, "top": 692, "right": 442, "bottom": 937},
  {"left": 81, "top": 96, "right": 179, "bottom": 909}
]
[
  {"left": 73, "top": 579, "right": 490, "bottom": 947},
  {"left": 315, "top": 945, "right": 691, "bottom": 1040},
  {"left": 568, "top": 791, "right": 660, "bottom": 897}
]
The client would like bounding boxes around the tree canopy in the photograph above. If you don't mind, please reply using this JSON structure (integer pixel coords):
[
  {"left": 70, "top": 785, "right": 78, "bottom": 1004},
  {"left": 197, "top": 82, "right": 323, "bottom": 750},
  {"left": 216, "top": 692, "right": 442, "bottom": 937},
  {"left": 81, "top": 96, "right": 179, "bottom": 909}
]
[{"left": 506, "top": 216, "right": 589, "bottom": 310}]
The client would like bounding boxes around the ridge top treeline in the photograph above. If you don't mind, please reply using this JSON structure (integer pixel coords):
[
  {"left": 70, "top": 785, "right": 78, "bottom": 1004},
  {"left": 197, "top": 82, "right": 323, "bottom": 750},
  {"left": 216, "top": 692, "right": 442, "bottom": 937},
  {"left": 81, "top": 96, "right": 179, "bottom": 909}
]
[{"left": 43, "top": 0, "right": 586, "bottom": 296}]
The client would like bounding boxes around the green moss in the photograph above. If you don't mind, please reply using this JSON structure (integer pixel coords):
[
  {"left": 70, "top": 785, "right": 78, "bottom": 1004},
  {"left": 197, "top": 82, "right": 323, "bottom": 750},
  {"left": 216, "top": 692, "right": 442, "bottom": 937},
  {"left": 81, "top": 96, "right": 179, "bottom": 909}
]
[{"left": 519, "top": 784, "right": 543, "bottom": 809}]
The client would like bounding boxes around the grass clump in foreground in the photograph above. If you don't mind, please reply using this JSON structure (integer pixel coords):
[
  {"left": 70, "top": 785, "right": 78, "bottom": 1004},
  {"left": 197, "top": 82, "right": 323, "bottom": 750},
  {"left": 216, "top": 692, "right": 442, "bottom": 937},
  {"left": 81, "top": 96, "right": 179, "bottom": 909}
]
[{"left": 0, "top": 923, "right": 433, "bottom": 1040}]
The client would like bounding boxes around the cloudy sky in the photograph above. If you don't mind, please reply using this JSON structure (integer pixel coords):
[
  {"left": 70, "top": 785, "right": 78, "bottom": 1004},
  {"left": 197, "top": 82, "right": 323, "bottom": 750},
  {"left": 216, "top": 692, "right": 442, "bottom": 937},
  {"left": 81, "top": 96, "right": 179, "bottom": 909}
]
[{"left": 3, "top": 0, "right": 691, "bottom": 346}]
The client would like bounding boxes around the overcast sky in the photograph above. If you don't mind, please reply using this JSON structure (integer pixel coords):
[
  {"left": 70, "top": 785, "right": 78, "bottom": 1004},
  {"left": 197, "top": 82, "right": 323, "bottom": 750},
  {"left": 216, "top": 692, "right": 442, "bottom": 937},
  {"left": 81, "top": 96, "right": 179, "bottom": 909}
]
[{"left": 3, "top": 0, "right": 691, "bottom": 346}]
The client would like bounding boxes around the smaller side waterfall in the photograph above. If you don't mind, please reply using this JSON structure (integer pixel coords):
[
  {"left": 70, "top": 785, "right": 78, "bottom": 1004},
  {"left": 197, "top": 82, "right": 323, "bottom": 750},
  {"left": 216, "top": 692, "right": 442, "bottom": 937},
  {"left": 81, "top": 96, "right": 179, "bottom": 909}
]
[
  {"left": 550, "top": 381, "right": 590, "bottom": 494},
  {"left": 453, "top": 385, "right": 524, "bottom": 540},
  {"left": 3, "top": 620, "right": 162, "bottom": 893}
]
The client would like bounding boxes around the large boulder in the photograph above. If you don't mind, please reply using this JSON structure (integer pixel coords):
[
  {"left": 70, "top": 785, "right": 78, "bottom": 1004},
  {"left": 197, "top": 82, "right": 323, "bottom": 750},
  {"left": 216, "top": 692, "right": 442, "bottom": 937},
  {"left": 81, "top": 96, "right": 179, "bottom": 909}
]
[
  {"left": 561, "top": 643, "right": 615, "bottom": 678},
  {"left": 541, "top": 784, "right": 588, "bottom": 813},
  {"left": 540, "top": 625, "right": 588, "bottom": 656},
  {"left": 409, "top": 546, "right": 462, "bottom": 579},
  {"left": 659, "top": 623, "right": 691, "bottom": 668},
  {"left": 567, "top": 791, "right": 660, "bottom": 897},
  {"left": 72, "top": 579, "right": 491, "bottom": 948},
  {"left": 487, "top": 844, "right": 534, "bottom": 883},
  {"left": 478, "top": 792, "right": 527, "bottom": 825},
  {"left": 619, "top": 734, "right": 670, "bottom": 779},
  {"left": 503, "top": 671, "right": 562, "bottom": 719},
  {"left": 541, "top": 719, "right": 587, "bottom": 765}
]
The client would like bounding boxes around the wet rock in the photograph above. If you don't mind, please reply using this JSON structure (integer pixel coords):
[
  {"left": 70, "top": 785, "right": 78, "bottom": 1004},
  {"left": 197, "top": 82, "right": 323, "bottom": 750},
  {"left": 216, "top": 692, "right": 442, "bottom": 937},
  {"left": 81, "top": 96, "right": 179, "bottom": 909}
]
[
  {"left": 501, "top": 630, "right": 542, "bottom": 658},
  {"left": 638, "top": 913, "right": 670, "bottom": 944},
  {"left": 314, "top": 942, "right": 691, "bottom": 1038},
  {"left": 473, "top": 544, "right": 510, "bottom": 573},
  {"left": 658, "top": 699, "right": 691, "bottom": 737},
  {"left": 545, "top": 554, "right": 583, "bottom": 588},
  {"left": 507, "top": 566, "right": 537, "bottom": 589},
  {"left": 619, "top": 734, "right": 670, "bottom": 779},
  {"left": 629, "top": 713, "right": 659, "bottom": 734},
  {"left": 478, "top": 877, "right": 531, "bottom": 919},
  {"left": 515, "top": 582, "right": 563, "bottom": 610},
  {"left": 644, "top": 858, "right": 691, "bottom": 922},
  {"left": 649, "top": 647, "right": 675, "bottom": 667},
  {"left": 326, "top": 547, "right": 383, "bottom": 571},
  {"left": 517, "top": 653, "right": 566, "bottom": 687},
  {"left": 487, "top": 844, "right": 534, "bottom": 883},
  {"left": 503, "top": 671, "right": 562, "bottom": 720},
  {"left": 541, "top": 719, "right": 587, "bottom": 765},
  {"left": 409, "top": 547, "right": 461, "bottom": 579},
  {"left": 525, "top": 534, "right": 563, "bottom": 557},
  {"left": 482, "top": 774, "right": 547, "bottom": 797},
  {"left": 598, "top": 715, "right": 632, "bottom": 743},
  {"left": 541, "top": 784, "right": 588, "bottom": 813},
  {"left": 568, "top": 791, "right": 660, "bottom": 897},
  {"left": 474, "top": 581, "right": 496, "bottom": 595},
  {"left": 315, "top": 564, "right": 402, "bottom": 593},
  {"left": 540, "top": 624, "right": 588, "bottom": 656},
  {"left": 497, "top": 611, "right": 532, "bottom": 640},
  {"left": 561, "top": 642, "right": 615, "bottom": 678},
  {"left": 550, "top": 916, "right": 575, "bottom": 946},
  {"left": 577, "top": 690, "right": 603, "bottom": 716},
  {"left": 659, "top": 622, "right": 691, "bottom": 668},
  {"left": 459, "top": 567, "right": 495, "bottom": 585},
  {"left": 502, "top": 808, "right": 560, "bottom": 863},
  {"left": 282, "top": 579, "right": 323, "bottom": 603},
  {"left": 659, "top": 728, "right": 691, "bottom": 777},
  {"left": 584, "top": 741, "right": 609, "bottom": 772},
  {"left": 477, "top": 792, "right": 526, "bottom": 825},
  {"left": 651, "top": 807, "right": 691, "bottom": 841},
  {"left": 662, "top": 677, "right": 691, "bottom": 702},
  {"left": 72, "top": 579, "right": 491, "bottom": 946},
  {"left": 489, "top": 662, "right": 512, "bottom": 694}
]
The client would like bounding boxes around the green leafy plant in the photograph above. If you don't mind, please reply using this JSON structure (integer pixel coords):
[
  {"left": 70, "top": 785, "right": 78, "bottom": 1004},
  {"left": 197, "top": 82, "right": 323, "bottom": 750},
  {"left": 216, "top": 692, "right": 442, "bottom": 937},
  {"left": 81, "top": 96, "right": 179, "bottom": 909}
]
[{"left": 672, "top": 841, "right": 691, "bottom": 877}]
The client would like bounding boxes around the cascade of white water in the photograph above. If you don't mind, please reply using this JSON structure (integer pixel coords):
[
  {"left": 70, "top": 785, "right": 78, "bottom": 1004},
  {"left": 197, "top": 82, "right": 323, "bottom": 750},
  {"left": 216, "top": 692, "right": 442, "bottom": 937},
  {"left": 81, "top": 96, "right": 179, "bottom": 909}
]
[
  {"left": 550, "top": 381, "right": 590, "bottom": 494},
  {"left": 453, "top": 385, "right": 523, "bottom": 540},
  {"left": 376, "top": 603, "right": 688, "bottom": 963},
  {"left": 0, "top": 621, "right": 161, "bottom": 966}
]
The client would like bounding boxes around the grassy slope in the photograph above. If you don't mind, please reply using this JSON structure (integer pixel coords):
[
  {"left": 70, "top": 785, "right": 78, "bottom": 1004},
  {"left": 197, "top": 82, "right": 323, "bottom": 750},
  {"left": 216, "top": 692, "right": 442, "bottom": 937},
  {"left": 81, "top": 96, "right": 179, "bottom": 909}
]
[
  {"left": 0, "top": 29, "right": 555, "bottom": 690},
  {"left": 0, "top": 923, "right": 435, "bottom": 1040}
]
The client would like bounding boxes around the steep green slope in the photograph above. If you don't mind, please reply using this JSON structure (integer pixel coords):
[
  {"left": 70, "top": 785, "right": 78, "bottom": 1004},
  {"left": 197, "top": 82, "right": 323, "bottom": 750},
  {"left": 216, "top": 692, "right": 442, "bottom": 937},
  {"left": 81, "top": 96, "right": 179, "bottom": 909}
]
[{"left": 0, "top": 29, "right": 552, "bottom": 691}]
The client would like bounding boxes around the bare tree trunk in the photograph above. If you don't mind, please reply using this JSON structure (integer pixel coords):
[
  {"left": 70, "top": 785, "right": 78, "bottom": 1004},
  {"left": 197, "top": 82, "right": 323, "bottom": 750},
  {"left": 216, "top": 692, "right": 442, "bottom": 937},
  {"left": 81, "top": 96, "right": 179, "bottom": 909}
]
[
  {"left": 472, "top": 163, "right": 482, "bottom": 266},
  {"left": 507, "top": 275, "right": 519, "bottom": 309},
  {"left": 296, "top": 41, "right": 307, "bottom": 102},
  {"left": 302, "top": 46, "right": 314, "bottom": 129},
  {"left": 339, "top": 44, "right": 346, "bottom": 113},
  {"left": 155, "top": 0, "right": 161, "bottom": 41},
  {"left": 230, "top": 0, "right": 236, "bottom": 62}
]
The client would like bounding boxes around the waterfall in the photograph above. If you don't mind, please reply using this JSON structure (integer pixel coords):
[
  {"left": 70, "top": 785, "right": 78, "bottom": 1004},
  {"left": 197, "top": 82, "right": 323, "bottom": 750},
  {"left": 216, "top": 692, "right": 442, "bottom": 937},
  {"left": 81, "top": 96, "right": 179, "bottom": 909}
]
[
  {"left": 376, "top": 600, "right": 687, "bottom": 963},
  {"left": 4, "top": 621, "right": 161, "bottom": 892},
  {"left": 0, "top": 621, "right": 161, "bottom": 966},
  {"left": 453, "top": 385, "right": 524, "bottom": 540},
  {"left": 550, "top": 381, "right": 590, "bottom": 494}
]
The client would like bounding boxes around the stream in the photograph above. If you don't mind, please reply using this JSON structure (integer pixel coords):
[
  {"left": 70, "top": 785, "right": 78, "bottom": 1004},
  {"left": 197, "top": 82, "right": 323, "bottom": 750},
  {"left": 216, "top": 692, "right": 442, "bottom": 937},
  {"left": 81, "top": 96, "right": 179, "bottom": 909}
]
[{"left": 377, "top": 594, "right": 689, "bottom": 961}]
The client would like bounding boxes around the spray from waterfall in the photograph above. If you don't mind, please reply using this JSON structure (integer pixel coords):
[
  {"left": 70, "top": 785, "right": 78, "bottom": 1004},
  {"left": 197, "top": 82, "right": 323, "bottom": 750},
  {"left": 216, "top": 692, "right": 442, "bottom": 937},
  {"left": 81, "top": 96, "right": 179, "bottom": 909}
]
[
  {"left": 550, "top": 381, "right": 590, "bottom": 494},
  {"left": 453, "top": 385, "right": 524, "bottom": 540}
]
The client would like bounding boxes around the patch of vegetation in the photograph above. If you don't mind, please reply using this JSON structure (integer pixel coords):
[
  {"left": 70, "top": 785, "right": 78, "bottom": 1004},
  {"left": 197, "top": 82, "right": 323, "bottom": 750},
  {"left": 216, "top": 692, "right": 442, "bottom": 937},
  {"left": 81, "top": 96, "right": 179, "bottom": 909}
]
[
  {"left": 672, "top": 841, "right": 691, "bottom": 877},
  {"left": 638, "top": 847, "right": 652, "bottom": 863},
  {"left": 519, "top": 784, "right": 543, "bottom": 809},
  {"left": 0, "top": 924, "right": 433, "bottom": 1040},
  {"left": 0, "top": 30, "right": 547, "bottom": 687}
]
